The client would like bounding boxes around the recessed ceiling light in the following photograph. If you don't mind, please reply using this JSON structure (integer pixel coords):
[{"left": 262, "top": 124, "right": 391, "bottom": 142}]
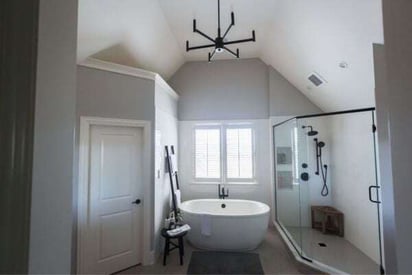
[{"left": 339, "top": 61, "right": 349, "bottom": 69}]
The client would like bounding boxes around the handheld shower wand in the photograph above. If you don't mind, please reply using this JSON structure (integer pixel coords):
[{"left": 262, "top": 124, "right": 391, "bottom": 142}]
[{"left": 315, "top": 140, "right": 329, "bottom": 196}]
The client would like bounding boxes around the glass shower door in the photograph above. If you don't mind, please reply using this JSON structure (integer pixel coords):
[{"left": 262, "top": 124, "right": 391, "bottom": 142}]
[
  {"left": 274, "top": 110, "right": 384, "bottom": 274},
  {"left": 295, "top": 112, "right": 383, "bottom": 274},
  {"left": 273, "top": 119, "right": 302, "bottom": 252}
]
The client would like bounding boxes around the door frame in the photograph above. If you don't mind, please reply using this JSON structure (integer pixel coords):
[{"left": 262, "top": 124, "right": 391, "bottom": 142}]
[{"left": 77, "top": 116, "right": 152, "bottom": 273}]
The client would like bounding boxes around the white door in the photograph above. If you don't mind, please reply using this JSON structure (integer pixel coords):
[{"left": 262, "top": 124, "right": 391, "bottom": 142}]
[{"left": 83, "top": 125, "right": 143, "bottom": 274}]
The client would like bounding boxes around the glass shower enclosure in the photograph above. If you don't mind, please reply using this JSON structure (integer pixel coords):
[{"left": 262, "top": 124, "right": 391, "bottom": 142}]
[{"left": 273, "top": 108, "right": 384, "bottom": 274}]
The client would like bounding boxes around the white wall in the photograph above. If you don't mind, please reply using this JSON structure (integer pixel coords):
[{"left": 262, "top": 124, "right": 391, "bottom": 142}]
[
  {"left": 179, "top": 119, "right": 272, "bottom": 208},
  {"left": 328, "top": 112, "right": 380, "bottom": 264},
  {"left": 30, "top": 0, "right": 78, "bottom": 273},
  {"left": 153, "top": 84, "right": 178, "bottom": 257}
]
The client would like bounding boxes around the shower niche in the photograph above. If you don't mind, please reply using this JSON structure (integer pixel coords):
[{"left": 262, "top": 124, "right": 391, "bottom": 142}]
[{"left": 273, "top": 109, "right": 384, "bottom": 274}]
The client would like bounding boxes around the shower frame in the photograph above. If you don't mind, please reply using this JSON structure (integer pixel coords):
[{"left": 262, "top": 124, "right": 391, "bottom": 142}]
[{"left": 272, "top": 107, "right": 385, "bottom": 274}]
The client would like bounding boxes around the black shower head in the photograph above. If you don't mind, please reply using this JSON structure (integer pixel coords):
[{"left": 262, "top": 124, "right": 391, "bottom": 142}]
[
  {"left": 318, "top": 141, "right": 326, "bottom": 148},
  {"left": 308, "top": 130, "right": 319, "bottom": 136},
  {"left": 302, "top": 125, "right": 318, "bottom": 136}
]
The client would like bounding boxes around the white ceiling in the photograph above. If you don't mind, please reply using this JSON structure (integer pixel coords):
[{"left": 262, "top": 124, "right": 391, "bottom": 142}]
[
  {"left": 77, "top": 0, "right": 384, "bottom": 111},
  {"left": 77, "top": 0, "right": 185, "bottom": 79}
]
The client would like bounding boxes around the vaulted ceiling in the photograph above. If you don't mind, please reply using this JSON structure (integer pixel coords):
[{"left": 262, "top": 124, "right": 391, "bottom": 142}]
[{"left": 77, "top": 0, "right": 384, "bottom": 112}]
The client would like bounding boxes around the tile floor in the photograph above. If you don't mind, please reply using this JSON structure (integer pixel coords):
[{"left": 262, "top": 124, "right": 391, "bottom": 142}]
[
  {"left": 286, "top": 226, "right": 380, "bottom": 274},
  {"left": 118, "top": 226, "right": 313, "bottom": 274}
]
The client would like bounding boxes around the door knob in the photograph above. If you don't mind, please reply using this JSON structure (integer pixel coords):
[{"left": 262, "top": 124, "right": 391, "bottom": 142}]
[{"left": 132, "top": 199, "right": 141, "bottom": 205}]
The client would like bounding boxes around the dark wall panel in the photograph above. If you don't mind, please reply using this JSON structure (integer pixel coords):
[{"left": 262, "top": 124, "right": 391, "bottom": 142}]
[{"left": 0, "top": 0, "right": 39, "bottom": 273}]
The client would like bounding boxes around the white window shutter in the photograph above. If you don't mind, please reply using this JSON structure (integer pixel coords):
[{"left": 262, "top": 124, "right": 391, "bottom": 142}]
[
  {"left": 195, "top": 128, "right": 221, "bottom": 179},
  {"left": 226, "top": 128, "right": 253, "bottom": 179}
]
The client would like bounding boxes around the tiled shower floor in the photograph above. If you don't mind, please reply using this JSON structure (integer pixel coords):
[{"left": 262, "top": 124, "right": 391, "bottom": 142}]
[{"left": 286, "top": 226, "right": 380, "bottom": 274}]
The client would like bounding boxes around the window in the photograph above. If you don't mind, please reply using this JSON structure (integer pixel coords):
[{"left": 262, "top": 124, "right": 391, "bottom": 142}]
[
  {"left": 226, "top": 128, "right": 253, "bottom": 179},
  {"left": 194, "top": 124, "right": 255, "bottom": 183},
  {"left": 194, "top": 128, "right": 221, "bottom": 179}
]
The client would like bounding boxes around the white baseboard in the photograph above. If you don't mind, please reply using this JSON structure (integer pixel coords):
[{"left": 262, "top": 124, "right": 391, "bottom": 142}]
[{"left": 143, "top": 250, "right": 156, "bottom": 266}]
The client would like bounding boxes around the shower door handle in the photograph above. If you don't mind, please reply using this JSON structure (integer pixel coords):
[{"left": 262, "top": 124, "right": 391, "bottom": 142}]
[{"left": 368, "top": 186, "right": 381, "bottom": 204}]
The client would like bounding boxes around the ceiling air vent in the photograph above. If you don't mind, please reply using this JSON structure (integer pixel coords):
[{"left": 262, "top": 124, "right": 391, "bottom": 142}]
[
  {"left": 308, "top": 74, "right": 323, "bottom": 87},
  {"left": 308, "top": 73, "right": 324, "bottom": 87}
]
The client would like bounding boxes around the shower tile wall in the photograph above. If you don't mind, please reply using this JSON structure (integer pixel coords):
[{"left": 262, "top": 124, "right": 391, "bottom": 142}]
[
  {"left": 328, "top": 113, "right": 380, "bottom": 264},
  {"left": 300, "top": 118, "right": 332, "bottom": 223}
]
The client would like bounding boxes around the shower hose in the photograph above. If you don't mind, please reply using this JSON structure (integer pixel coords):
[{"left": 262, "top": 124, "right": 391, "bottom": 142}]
[{"left": 320, "top": 156, "right": 329, "bottom": 196}]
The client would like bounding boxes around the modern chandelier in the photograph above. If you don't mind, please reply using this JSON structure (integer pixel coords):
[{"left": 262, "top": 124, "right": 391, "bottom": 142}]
[{"left": 186, "top": 0, "right": 256, "bottom": 62}]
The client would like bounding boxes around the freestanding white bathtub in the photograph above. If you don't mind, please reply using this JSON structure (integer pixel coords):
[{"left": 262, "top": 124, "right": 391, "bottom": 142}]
[{"left": 180, "top": 199, "right": 270, "bottom": 251}]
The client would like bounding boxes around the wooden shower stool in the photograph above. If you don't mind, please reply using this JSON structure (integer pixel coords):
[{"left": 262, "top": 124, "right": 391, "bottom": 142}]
[{"left": 311, "top": 206, "right": 344, "bottom": 237}]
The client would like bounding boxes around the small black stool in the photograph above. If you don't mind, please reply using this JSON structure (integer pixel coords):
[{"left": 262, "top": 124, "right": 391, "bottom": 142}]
[{"left": 161, "top": 228, "right": 187, "bottom": 266}]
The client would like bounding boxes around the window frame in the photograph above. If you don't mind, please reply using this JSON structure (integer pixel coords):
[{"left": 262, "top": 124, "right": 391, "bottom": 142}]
[{"left": 192, "top": 123, "right": 256, "bottom": 184}]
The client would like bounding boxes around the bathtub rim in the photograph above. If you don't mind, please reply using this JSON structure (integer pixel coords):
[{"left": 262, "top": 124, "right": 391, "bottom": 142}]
[{"left": 180, "top": 198, "right": 270, "bottom": 217}]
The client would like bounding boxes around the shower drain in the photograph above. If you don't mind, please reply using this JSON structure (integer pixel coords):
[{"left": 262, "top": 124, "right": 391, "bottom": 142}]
[{"left": 318, "top": 243, "right": 327, "bottom": 247}]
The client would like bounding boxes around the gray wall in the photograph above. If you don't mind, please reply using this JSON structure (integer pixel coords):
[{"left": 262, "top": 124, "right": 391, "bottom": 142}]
[
  {"left": 77, "top": 66, "right": 155, "bottom": 120},
  {"left": 379, "top": 1, "right": 412, "bottom": 273},
  {"left": 169, "top": 59, "right": 269, "bottom": 120},
  {"left": 169, "top": 58, "right": 321, "bottom": 120},
  {"left": 269, "top": 66, "right": 321, "bottom": 116},
  {"left": 29, "top": 0, "right": 78, "bottom": 273},
  {"left": 373, "top": 43, "right": 397, "bottom": 273}
]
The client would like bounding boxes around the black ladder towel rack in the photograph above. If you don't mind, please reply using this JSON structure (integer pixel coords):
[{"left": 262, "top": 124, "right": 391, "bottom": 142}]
[{"left": 165, "top": 145, "right": 179, "bottom": 223}]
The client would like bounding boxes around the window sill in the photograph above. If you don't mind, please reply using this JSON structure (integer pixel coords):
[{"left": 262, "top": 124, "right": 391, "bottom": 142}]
[{"left": 190, "top": 181, "right": 258, "bottom": 186}]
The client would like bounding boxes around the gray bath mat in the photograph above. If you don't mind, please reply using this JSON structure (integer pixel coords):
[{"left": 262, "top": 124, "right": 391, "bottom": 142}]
[{"left": 187, "top": 251, "right": 264, "bottom": 274}]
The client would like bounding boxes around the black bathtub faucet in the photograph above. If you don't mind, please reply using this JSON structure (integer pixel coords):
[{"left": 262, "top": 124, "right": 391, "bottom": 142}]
[{"left": 218, "top": 184, "right": 229, "bottom": 199}]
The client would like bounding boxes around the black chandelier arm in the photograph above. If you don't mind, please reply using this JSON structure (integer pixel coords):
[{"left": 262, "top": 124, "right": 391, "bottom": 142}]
[
  {"left": 223, "top": 46, "right": 239, "bottom": 58},
  {"left": 187, "top": 0, "right": 257, "bottom": 61},
  {"left": 193, "top": 19, "right": 215, "bottom": 43},
  {"left": 223, "top": 30, "right": 256, "bottom": 46},
  {"left": 186, "top": 41, "right": 215, "bottom": 52},
  {"left": 208, "top": 49, "right": 217, "bottom": 62},
  {"left": 222, "top": 12, "right": 235, "bottom": 40}
]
